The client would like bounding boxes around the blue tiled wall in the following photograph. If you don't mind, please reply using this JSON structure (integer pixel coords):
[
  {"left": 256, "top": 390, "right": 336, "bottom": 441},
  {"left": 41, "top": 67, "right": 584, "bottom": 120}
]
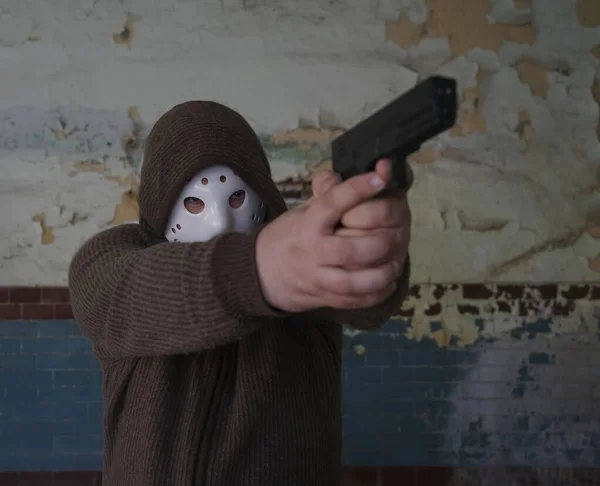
[{"left": 1, "top": 318, "right": 599, "bottom": 471}]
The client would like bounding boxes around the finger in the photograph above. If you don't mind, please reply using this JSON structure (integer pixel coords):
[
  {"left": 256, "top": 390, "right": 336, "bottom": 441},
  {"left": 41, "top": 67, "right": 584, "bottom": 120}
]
[
  {"left": 315, "top": 260, "right": 401, "bottom": 296},
  {"left": 374, "top": 158, "right": 392, "bottom": 180},
  {"left": 316, "top": 233, "right": 395, "bottom": 268},
  {"left": 318, "top": 282, "right": 398, "bottom": 310},
  {"left": 375, "top": 158, "right": 414, "bottom": 192},
  {"left": 340, "top": 195, "right": 410, "bottom": 230},
  {"left": 311, "top": 170, "right": 392, "bottom": 229},
  {"left": 334, "top": 226, "right": 410, "bottom": 271},
  {"left": 311, "top": 170, "right": 342, "bottom": 198}
]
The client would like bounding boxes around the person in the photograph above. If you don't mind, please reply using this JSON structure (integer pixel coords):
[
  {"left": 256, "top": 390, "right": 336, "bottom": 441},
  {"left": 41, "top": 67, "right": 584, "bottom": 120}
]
[{"left": 68, "top": 101, "right": 413, "bottom": 486}]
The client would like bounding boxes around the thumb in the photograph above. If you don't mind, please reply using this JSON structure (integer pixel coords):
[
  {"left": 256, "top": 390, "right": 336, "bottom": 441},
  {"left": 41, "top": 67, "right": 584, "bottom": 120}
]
[{"left": 312, "top": 170, "right": 342, "bottom": 198}]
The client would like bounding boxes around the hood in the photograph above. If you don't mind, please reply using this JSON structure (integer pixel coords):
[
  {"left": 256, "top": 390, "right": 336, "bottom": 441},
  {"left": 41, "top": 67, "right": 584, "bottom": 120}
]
[{"left": 137, "top": 101, "right": 288, "bottom": 239}]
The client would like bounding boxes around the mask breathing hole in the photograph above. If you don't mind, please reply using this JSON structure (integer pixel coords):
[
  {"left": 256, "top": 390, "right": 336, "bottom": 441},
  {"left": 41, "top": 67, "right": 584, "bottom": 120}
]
[
  {"left": 220, "top": 175, "right": 227, "bottom": 183},
  {"left": 201, "top": 177, "right": 208, "bottom": 185},
  {"left": 184, "top": 197, "right": 205, "bottom": 214}
]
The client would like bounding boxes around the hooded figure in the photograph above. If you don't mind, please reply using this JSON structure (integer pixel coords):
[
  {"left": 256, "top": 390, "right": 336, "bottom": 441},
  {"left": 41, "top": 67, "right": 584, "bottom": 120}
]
[{"left": 69, "top": 101, "right": 409, "bottom": 485}]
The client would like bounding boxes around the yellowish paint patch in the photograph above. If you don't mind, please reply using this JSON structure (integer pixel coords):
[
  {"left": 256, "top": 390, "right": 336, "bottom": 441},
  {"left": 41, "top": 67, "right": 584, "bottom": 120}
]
[
  {"left": 588, "top": 225, "right": 600, "bottom": 238},
  {"left": 449, "top": 87, "right": 486, "bottom": 136},
  {"left": 27, "top": 36, "right": 41, "bottom": 42},
  {"left": 385, "top": 13, "right": 424, "bottom": 48},
  {"left": 588, "top": 254, "right": 600, "bottom": 272},
  {"left": 32, "top": 213, "right": 55, "bottom": 245},
  {"left": 307, "top": 159, "right": 333, "bottom": 175},
  {"left": 577, "top": 0, "right": 600, "bottom": 27},
  {"left": 513, "top": 0, "right": 532, "bottom": 8},
  {"left": 404, "top": 316, "right": 432, "bottom": 342},
  {"left": 120, "top": 133, "right": 139, "bottom": 153},
  {"left": 271, "top": 128, "right": 343, "bottom": 151},
  {"left": 73, "top": 160, "right": 105, "bottom": 173},
  {"left": 113, "top": 12, "right": 137, "bottom": 49},
  {"left": 431, "top": 329, "right": 451, "bottom": 347},
  {"left": 128, "top": 105, "right": 143, "bottom": 123},
  {"left": 105, "top": 173, "right": 136, "bottom": 187},
  {"left": 424, "top": 0, "right": 536, "bottom": 56},
  {"left": 109, "top": 187, "right": 140, "bottom": 225},
  {"left": 50, "top": 127, "right": 67, "bottom": 140},
  {"left": 407, "top": 147, "right": 439, "bottom": 164},
  {"left": 403, "top": 315, "right": 481, "bottom": 348},
  {"left": 516, "top": 61, "right": 549, "bottom": 98}
]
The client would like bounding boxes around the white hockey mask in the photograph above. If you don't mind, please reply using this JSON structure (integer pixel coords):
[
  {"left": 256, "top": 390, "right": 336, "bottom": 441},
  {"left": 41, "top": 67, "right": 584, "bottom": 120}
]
[{"left": 165, "top": 164, "right": 266, "bottom": 243}]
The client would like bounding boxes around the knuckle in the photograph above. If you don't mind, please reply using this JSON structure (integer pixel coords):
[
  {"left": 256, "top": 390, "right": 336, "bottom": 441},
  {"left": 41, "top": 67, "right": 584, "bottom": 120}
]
[
  {"left": 376, "top": 232, "right": 395, "bottom": 257},
  {"left": 331, "top": 238, "right": 355, "bottom": 266},
  {"left": 378, "top": 200, "right": 394, "bottom": 223},
  {"left": 337, "top": 275, "right": 355, "bottom": 295},
  {"left": 372, "top": 266, "right": 394, "bottom": 291}
]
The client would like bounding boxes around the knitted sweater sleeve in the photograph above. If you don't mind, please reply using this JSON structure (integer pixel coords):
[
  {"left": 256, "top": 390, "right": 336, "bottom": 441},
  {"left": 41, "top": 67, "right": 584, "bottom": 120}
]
[{"left": 68, "top": 225, "right": 285, "bottom": 360}]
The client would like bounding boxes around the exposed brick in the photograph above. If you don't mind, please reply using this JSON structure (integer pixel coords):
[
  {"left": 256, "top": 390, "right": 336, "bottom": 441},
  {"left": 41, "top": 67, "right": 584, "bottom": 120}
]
[
  {"left": 40, "top": 287, "right": 71, "bottom": 303},
  {"left": 457, "top": 304, "right": 479, "bottom": 315},
  {"left": 496, "top": 301, "right": 512, "bottom": 313},
  {"left": 553, "top": 300, "right": 575, "bottom": 316},
  {"left": 424, "top": 302, "right": 442, "bottom": 317},
  {"left": 496, "top": 285, "right": 524, "bottom": 299},
  {"left": 408, "top": 285, "right": 420, "bottom": 298},
  {"left": 462, "top": 284, "right": 493, "bottom": 299},
  {"left": 14, "top": 472, "right": 48, "bottom": 486},
  {"left": 55, "top": 304, "right": 74, "bottom": 319},
  {"left": 21, "top": 304, "right": 55, "bottom": 320},
  {"left": 0, "top": 288, "right": 8, "bottom": 303},
  {"left": 559, "top": 284, "right": 590, "bottom": 300},
  {"left": 414, "top": 467, "right": 454, "bottom": 485},
  {"left": 341, "top": 467, "right": 378, "bottom": 485},
  {"left": 0, "top": 304, "right": 22, "bottom": 320},
  {"left": 53, "top": 471, "right": 103, "bottom": 484},
  {"left": 395, "top": 306, "right": 415, "bottom": 317},
  {"left": 0, "top": 471, "right": 104, "bottom": 486},
  {"left": 432, "top": 285, "right": 447, "bottom": 300},
  {"left": 9, "top": 287, "right": 41, "bottom": 303},
  {"left": 0, "top": 472, "right": 19, "bottom": 486},
  {"left": 518, "top": 300, "right": 553, "bottom": 317},
  {"left": 522, "top": 284, "right": 558, "bottom": 300},
  {"left": 380, "top": 466, "right": 416, "bottom": 485}
]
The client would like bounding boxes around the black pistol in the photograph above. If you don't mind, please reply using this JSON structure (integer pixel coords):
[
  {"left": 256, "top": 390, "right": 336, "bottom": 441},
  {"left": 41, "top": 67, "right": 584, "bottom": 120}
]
[{"left": 331, "top": 75, "right": 458, "bottom": 189}]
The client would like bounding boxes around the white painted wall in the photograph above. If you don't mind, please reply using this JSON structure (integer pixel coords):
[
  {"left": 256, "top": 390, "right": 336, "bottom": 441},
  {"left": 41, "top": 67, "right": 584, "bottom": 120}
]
[{"left": 1, "top": 0, "right": 599, "bottom": 286}]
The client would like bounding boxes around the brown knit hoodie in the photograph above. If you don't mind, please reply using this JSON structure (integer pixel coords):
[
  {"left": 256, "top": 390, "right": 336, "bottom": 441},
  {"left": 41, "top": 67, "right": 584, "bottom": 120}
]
[{"left": 68, "top": 101, "right": 410, "bottom": 486}]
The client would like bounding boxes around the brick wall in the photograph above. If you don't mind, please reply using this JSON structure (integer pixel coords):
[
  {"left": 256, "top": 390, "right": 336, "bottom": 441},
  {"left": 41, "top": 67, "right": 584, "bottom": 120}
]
[{"left": 1, "top": 285, "right": 599, "bottom": 485}]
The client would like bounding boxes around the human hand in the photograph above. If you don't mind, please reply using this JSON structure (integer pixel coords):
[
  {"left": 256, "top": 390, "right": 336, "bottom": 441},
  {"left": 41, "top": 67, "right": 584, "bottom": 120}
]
[
  {"left": 255, "top": 166, "right": 403, "bottom": 312},
  {"left": 311, "top": 158, "right": 412, "bottom": 283}
]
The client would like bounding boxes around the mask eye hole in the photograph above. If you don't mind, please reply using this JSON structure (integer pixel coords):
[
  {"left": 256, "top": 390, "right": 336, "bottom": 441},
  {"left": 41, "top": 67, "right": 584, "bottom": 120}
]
[
  {"left": 184, "top": 197, "right": 205, "bottom": 214},
  {"left": 229, "top": 190, "right": 246, "bottom": 209}
]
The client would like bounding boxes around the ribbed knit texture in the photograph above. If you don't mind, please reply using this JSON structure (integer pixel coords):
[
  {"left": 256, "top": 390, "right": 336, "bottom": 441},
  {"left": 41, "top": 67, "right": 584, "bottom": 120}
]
[{"left": 68, "top": 101, "right": 410, "bottom": 486}]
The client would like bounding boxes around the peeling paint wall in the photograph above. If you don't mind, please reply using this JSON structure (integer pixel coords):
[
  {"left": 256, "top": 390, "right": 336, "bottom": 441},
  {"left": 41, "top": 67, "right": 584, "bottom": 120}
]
[
  {"left": 0, "top": 0, "right": 599, "bottom": 285},
  {"left": 1, "top": 0, "right": 600, "bottom": 476}
]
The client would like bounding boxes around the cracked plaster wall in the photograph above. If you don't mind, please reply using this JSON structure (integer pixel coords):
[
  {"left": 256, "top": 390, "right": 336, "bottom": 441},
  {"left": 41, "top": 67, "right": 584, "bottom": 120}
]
[{"left": 0, "top": 0, "right": 599, "bottom": 287}]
